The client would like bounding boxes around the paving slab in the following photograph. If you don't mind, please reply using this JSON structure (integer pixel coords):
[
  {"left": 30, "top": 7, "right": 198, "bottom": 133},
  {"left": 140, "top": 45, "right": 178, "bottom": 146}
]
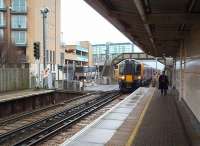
[
  {"left": 131, "top": 90, "right": 190, "bottom": 146},
  {"left": 114, "top": 107, "right": 133, "bottom": 114},
  {"left": 94, "top": 119, "right": 123, "bottom": 130},
  {"left": 78, "top": 128, "right": 116, "bottom": 144},
  {"left": 103, "top": 112, "right": 129, "bottom": 121},
  {"left": 67, "top": 141, "right": 104, "bottom": 146},
  {"left": 62, "top": 87, "right": 150, "bottom": 146}
]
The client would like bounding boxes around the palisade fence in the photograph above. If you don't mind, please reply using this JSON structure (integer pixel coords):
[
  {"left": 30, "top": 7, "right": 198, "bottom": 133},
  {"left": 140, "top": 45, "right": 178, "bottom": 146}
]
[{"left": 0, "top": 64, "right": 29, "bottom": 92}]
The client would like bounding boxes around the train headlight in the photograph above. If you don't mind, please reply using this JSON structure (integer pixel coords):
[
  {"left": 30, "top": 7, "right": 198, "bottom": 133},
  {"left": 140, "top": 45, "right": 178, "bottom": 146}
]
[
  {"left": 138, "top": 76, "right": 141, "bottom": 80},
  {"left": 121, "top": 76, "right": 125, "bottom": 80}
]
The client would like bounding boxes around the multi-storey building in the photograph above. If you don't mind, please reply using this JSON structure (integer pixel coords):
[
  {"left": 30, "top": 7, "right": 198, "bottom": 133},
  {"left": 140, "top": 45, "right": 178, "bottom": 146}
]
[
  {"left": 64, "top": 41, "right": 93, "bottom": 67},
  {"left": 92, "top": 42, "right": 134, "bottom": 65},
  {"left": 0, "top": 0, "right": 63, "bottom": 81},
  {"left": 63, "top": 41, "right": 93, "bottom": 80}
]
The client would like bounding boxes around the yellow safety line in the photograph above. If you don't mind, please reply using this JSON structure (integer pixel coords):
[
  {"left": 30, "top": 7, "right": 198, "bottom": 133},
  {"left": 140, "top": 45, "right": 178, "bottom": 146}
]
[{"left": 126, "top": 89, "right": 155, "bottom": 146}]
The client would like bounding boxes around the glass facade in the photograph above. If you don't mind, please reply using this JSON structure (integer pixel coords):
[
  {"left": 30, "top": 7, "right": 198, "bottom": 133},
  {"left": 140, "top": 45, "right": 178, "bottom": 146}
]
[
  {"left": 77, "top": 55, "right": 88, "bottom": 62},
  {"left": 12, "top": 31, "right": 26, "bottom": 45},
  {"left": 10, "top": 0, "right": 27, "bottom": 46},
  {"left": 11, "top": 15, "right": 27, "bottom": 29},
  {"left": 93, "top": 45, "right": 106, "bottom": 55},
  {"left": 12, "top": 0, "right": 27, "bottom": 12},
  {"left": 0, "top": 29, "right": 3, "bottom": 40},
  {"left": 76, "top": 46, "right": 88, "bottom": 52},
  {"left": 0, "top": 12, "right": 4, "bottom": 27},
  {"left": 92, "top": 42, "right": 134, "bottom": 64},
  {"left": 76, "top": 44, "right": 89, "bottom": 63},
  {"left": 0, "top": 0, "right": 4, "bottom": 9}
]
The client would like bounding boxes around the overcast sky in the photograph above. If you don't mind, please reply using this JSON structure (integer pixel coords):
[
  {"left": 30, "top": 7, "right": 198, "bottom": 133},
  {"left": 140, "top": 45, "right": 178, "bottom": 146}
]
[
  {"left": 61, "top": 0, "right": 164, "bottom": 69},
  {"left": 61, "top": 0, "right": 131, "bottom": 44}
]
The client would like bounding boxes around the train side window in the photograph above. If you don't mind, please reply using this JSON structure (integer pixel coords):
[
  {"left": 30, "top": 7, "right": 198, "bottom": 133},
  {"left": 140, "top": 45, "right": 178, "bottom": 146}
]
[{"left": 136, "top": 64, "right": 141, "bottom": 75}]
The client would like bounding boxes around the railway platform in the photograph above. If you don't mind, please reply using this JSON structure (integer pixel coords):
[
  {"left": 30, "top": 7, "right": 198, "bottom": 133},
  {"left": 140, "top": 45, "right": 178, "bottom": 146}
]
[
  {"left": 62, "top": 87, "right": 199, "bottom": 146},
  {"left": 0, "top": 89, "right": 85, "bottom": 119},
  {"left": 0, "top": 89, "right": 54, "bottom": 103}
]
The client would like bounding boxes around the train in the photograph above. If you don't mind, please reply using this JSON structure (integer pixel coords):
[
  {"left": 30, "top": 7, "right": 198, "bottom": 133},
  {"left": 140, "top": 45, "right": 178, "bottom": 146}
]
[{"left": 116, "top": 59, "right": 157, "bottom": 92}]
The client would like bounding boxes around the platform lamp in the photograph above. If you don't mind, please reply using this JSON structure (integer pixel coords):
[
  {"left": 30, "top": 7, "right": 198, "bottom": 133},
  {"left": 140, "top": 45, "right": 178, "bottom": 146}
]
[{"left": 40, "top": 7, "right": 49, "bottom": 88}]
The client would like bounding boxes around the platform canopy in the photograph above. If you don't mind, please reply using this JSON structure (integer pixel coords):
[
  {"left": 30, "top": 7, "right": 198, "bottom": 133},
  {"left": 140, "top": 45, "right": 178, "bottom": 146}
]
[{"left": 84, "top": 0, "right": 200, "bottom": 57}]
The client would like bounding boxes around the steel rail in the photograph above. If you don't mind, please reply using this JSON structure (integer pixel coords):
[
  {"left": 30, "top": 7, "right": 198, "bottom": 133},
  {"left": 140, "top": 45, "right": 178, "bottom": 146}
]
[
  {"left": 14, "top": 92, "right": 120, "bottom": 146},
  {"left": 0, "top": 90, "right": 119, "bottom": 146},
  {"left": 0, "top": 92, "right": 98, "bottom": 125}
]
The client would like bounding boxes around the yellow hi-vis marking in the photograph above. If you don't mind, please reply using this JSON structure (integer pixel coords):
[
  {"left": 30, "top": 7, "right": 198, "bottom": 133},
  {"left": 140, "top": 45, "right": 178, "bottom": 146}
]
[
  {"left": 126, "top": 75, "right": 133, "bottom": 82},
  {"left": 126, "top": 89, "right": 155, "bottom": 146}
]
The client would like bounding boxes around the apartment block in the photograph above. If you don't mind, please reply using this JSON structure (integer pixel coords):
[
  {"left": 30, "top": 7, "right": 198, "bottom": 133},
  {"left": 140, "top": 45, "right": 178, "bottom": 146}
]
[{"left": 0, "top": 0, "right": 63, "bottom": 81}]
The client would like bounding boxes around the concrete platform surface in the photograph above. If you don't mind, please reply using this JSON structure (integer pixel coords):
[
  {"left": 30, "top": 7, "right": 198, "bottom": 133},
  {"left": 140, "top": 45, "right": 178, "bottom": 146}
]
[
  {"left": 0, "top": 89, "right": 54, "bottom": 103},
  {"left": 84, "top": 84, "right": 119, "bottom": 92},
  {"left": 61, "top": 87, "right": 151, "bottom": 146},
  {"left": 131, "top": 90, "right": 190, "bottom": 146}
]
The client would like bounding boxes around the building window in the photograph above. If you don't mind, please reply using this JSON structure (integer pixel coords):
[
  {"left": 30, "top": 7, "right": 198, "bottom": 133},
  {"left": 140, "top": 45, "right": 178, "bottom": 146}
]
[
  {"left": 12, "top": 0, "right": 27, "bottom": 12},
  {"left": 0, "top": 0, "right": 4, "bottom": 9},
  {"left": 53, "top": 64, "right": 55, "bottom": 71},
  {"left": 11, "top": 15, "right": 27, "bottom": 29},
  {"left": 0, "top": 12, "right": 4, "bottom": 27},
  {"left": 45, "top": 50, "right": 49, "bottom": 64},
  {"left": 11, "top": 31, "right": 26, "bottom": 45},
  {"left": 50, "top": 50, "right": 52, "bottom": 63},
  {"left": 53, "top": 51, "right": 55, "bottom": 64},
  {"left": 0, "top": 29, "right": 3, "bottom": 40},
  {"left": 60, "top": 52, "right": 64, "bottom": 65}
]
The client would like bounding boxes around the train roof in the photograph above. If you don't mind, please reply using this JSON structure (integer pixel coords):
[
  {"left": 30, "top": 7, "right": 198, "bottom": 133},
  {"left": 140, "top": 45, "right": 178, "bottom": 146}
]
[
  {"left": 118, "top": 59, "right": 158, "bottom": 69},
  {"left": 119, "top": 59, "right": 142, "bottom": 64}
]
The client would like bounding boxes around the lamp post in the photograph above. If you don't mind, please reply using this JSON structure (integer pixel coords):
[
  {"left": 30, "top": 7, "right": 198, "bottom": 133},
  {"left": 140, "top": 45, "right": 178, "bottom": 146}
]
[
  {"left": 40, "top": 7, "right": 49, "bottom": 72},
  {"left": 40, "top": 7, "right": 49, "bottom": 88}
]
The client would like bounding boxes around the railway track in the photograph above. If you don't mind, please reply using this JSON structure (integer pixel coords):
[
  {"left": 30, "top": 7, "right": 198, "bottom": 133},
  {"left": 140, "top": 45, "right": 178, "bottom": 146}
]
[
  {"left": 0, "top": 91, "right": 97, "bottom": 126},
  {"left": 0, "top": 91, "right": 103, "bottom": 135},
  {"left": 0, "top": 90, "right": 120, "bottom": 146}
]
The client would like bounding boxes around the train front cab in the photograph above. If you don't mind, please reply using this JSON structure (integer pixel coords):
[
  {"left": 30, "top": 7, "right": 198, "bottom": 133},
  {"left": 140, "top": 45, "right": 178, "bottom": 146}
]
[{"left": 118, "top": 60, "right": 143, "bottom": 92}]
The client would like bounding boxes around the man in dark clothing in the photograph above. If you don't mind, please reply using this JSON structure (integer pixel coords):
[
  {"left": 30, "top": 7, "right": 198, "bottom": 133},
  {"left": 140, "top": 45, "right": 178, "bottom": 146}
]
[{"left": 159, "top": 71, "right": 169, "bottom": 96}]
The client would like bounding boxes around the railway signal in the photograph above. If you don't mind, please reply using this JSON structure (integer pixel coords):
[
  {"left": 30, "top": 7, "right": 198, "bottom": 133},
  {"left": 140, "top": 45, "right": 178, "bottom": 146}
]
[{"left": 33, "top": 42, "right": 40, "bottom": 59}]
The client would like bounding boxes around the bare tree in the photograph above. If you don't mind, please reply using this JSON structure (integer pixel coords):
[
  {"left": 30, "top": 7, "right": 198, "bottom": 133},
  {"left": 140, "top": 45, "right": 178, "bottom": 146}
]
[{"left": 0, "top": 40, "right": 22, "bottom": 65}]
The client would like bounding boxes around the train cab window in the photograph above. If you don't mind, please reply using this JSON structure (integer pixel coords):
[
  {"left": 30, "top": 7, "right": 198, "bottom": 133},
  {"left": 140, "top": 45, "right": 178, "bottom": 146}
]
[
  {"left": 136, "top": 64, "right": 141, "bottom": 75},
  {"left": 119, "top": 63, "right": 125, "bottom": 75}
]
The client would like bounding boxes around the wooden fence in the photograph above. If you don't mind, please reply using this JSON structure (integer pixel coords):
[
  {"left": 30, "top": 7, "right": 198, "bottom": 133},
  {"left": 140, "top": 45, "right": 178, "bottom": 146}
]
[{"left": 0, "top": 64, "right": 29, "bottom": 92}]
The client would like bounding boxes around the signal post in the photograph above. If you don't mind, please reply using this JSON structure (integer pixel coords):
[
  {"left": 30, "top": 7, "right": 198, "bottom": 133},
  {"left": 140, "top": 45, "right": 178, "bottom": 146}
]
[{"left": 33, "top": 42, "right": 41, "bottom": 88}]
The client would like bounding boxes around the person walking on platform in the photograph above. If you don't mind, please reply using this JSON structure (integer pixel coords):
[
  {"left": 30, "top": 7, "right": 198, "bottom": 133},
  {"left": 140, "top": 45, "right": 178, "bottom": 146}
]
[{"left": 159, "top": 71, "right": 169, "bottom": 96}]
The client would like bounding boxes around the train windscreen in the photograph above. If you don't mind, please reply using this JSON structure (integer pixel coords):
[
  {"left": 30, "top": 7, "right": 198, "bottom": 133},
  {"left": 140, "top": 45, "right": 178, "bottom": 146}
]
[{"left": 119, "top": 60, "right": 136, "bottom": 75}]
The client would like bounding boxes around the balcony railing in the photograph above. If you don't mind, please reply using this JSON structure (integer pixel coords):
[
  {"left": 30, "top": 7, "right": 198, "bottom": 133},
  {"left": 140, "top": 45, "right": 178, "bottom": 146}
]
[
  {"left": 76, "top": 47, "right": 88, "bottom": 53},
  {"left": 0, "top": 7, "right": 6, "bottom": 11},
  {"left": 13, "top": 41, "right": 27, "bottom": 47},
  {"left": 11, "top": 25, "right": 27, "bottom": 30},
  {"left": 11, "top": 6, "right": 27, "bottom": 13},
  {"left": 77, "top": 55, "right": 88, "bottom": 62}
]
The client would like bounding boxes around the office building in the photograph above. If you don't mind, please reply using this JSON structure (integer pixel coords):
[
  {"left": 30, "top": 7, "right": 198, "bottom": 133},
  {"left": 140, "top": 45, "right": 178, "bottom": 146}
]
[
  {"left": 92, "top": 42, "right": 134, "bottom": 65},
  {"left": 64, "top": 41, "right": 93, "bottom": 67},
  {"left": 63, "top": 41, "right": 93, "bottom": 80}
]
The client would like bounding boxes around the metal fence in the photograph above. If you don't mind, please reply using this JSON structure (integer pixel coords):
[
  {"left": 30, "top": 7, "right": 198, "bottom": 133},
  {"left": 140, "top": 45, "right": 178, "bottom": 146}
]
[{"left": 0, "top": 64, "right": 29, "bottom": 92}]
